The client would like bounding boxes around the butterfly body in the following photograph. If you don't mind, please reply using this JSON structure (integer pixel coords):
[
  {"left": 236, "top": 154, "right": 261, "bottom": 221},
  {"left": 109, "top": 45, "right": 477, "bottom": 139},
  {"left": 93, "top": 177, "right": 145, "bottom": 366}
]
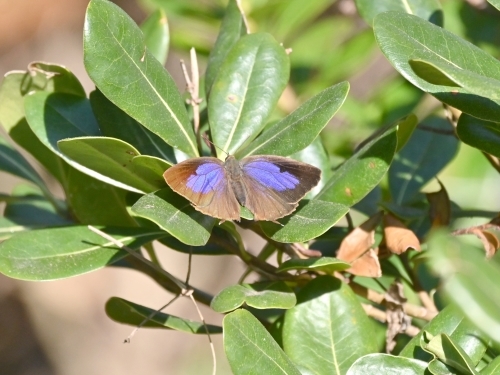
[{"left": 163, "top": 155, "right": 321, "bottom": 222}]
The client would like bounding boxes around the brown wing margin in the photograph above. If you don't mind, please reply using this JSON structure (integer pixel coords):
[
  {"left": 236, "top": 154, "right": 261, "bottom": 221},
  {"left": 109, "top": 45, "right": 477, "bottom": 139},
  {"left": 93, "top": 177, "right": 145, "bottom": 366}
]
[{"left": 163, "top": 157, "right": 241, "bottom": 221}]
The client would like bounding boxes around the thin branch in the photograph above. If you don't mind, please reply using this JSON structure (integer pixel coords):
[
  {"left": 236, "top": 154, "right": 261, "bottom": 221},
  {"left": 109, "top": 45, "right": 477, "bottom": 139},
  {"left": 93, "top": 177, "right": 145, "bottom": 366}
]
[
  {"left": 187, "top": 291, "right": 217, "bottom": 375},
  {"left": 180, "top": 48, "right": 202, "bottom": 148},
  {"left": 350, "top": 282, "right": 438, "bottom": 321},
  {"left": 87, "top": 225, "right": 187, "bottom": 291},
  {"left": 235, "top": 0, "right": 250, "bottom": 34},
  {"left": 362, "top": 304, "right": 420, "bottom": 337},
  {"left": 124, "top": 294, "right": 181, "bottom": 343}
]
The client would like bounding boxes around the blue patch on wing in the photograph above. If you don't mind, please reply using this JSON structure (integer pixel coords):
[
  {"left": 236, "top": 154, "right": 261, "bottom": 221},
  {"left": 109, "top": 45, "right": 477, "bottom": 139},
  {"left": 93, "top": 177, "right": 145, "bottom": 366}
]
[
  {"left": 243, "top": 160, "right": 299, "bottom": 191},
  {"left": 186, "top": 163, "right": 225, "bottom": 194}
]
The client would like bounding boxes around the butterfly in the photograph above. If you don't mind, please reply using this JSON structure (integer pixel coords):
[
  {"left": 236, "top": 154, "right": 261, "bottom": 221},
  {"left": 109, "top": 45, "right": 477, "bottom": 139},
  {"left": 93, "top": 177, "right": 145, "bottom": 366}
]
[{"left": 163, "top": 154, "right": 321, "bottom": 222}]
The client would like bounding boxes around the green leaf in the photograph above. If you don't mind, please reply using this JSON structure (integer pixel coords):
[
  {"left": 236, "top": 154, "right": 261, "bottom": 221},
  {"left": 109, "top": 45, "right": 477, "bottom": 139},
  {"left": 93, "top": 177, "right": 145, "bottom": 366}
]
[
  {"left": 106, "top": 297, "right": 222, "bottom": 333},
  {"left": 260, "top": 200, "right": 349, "bottom": 243},
  {"left": 400, "top": 305, "right": 488, "bottom": 364},
  {"left": 65, "top": 167, "right": 138, "bottom": 227},
  {"left": 58, "top": 136, "right": 164, "bottom": 193},
  {"left": 4, "top": 184, "right": 70, "bottom": 227},
  {"left": 224, "top": 309, "right": 301, "bottom": 375},
  {"left": 0, "top": 132, "right": 46, "bottom": 188},
  {"left": 9, "top": 119, "right": 68, "bottom": 185},
  {"left": 84, "top": 0, "right": 197, "bottom": 156},
  {"left": 131, "top": 188, "right": 215, "bottom": 246},
  {"left": 26, "top": 62, "right": 86, "bottom": 97},
  {"left": 140, "top": 8, "right": 169, "bottom": 65},
  {"left": 211, "top": 281, "right": 296, "bottom": 313},
  {"left": 346, "top": 354, "right": 427, "bottom": 375},
  {"left": 0, "top": 226, "right": 166, "bottom": 280},
  {"left": 209, "top": 32, "right": 290, "bottom": 157},
  {"left": 291, "top": 137, "right": 333, "bottom": 198},
  {"left": 315, "top": 126, "right": 397, "bottom": 205},
  {"left": 421, "top": 332, "right": 479, "bottom": 375},
  {"left": 205, "top": 0, "right": 246, "bottom": 95},
  {"left": 374, "top": 12, "right": 500, "bottom": 123},
  {"left": 277, "top": 257, "right": 351, "bottom": 274},
  {"left": 159, "top": 225, "right": 235, "bottom": 255},
  {"left": 355, "top": 0, "right": 443, "bottom": 27},
  {"left": 0, "top": 217, "right": 27, "bottom": 241},
  {"left": 89, "top": 90, "right": 176, "bottom": 162},
  {"left": 457, "top": 114, "right": 500, "bottom": 158},
  {"left": 131, "top": 155, "right": 171, "bottom": 180},
  {"left": 0, "top": 64, "right": 85, "bottom": 132},
  {"left": 481, "top": 355, "right": 500, "bottom": 375},
  {"left": 427, "top": 231, "right": 500, "bottom": 346},
  {"left": 389, "top": 117, "right": 458, "bottom": 205},
  {"left": 283, "top": 276, "right": 378, "bottom": 374},
  {"left": 410, "top": 58, "right": 500, "bottom": 103},
  {"left": 489, "top": 0, "right": 500, "bottom": 11},
  {"left": 395, "top": 114, "right": 419, "bottom": 152},
  {"left": 238, "top": 82, "right": 349, "bottom": 158},
  {"left": 0, "top": 72, "right": 29, "bottom": 133}
]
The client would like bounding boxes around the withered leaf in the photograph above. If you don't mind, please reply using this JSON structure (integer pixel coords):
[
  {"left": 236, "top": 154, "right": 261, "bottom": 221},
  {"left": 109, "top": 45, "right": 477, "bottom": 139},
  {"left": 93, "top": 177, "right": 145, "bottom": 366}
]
[
  {"left": 348, "top": 249, "right": 382, "bottom": 278},
  {"left": 337, "top": 212, "right": 383, "bottom": 277},
  {"left": 426, "top": 180, "right": 451, "bottom": 227},
  {"left": 383, "top": 214, "right": 421, "bottom": 254}
]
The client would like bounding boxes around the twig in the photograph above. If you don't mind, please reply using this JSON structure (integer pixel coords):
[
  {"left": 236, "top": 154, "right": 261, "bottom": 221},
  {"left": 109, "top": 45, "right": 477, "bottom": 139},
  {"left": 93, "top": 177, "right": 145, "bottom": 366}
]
[
  {"left": 235, "top": 0, "right": 250, "bottom": 34},
  {"left": 452, "top": 223, "right": 500, "bottom": 235},
  {"left": 124, "top": 294, "right": 181, "bottom": 343},
  {"left": 350, "top": 282, "right": 438, "bottom": 321},
  {"left": 87, "top": 225, "right": 187, "bottom": 291},
  {"left": 180, "top": 48, "right": 202, "bottom": 146},
  {"left": 187, "top": 291, "right": 217, "bottom": 375},
  {"left": 362, "top": 304, "right": 420, "bottom": 337}
]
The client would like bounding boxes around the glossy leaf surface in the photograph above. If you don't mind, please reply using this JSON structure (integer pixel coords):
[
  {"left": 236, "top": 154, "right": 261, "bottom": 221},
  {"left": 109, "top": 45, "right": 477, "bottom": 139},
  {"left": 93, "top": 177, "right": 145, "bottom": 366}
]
[
  {"left": 131, "top": 188, "right": 215, "bottom": 246},
  {"left": 84, "top": 0, "right": 197, "bottom": 156},
  {"left": 209, "top": 32, "right": 289, "bottom": 157},
  {"left": 224, "top": 309, "right": 301, "bottom": 375},
  {"left": 0, "top": 226, "right": 166, "bottom": 280}
]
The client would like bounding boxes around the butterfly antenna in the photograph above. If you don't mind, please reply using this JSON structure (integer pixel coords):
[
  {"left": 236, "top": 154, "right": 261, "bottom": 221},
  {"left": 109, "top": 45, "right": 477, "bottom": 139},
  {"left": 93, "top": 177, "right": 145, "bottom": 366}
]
[{"left": 202, "top": 133, "right": 229, "bottom": 158}]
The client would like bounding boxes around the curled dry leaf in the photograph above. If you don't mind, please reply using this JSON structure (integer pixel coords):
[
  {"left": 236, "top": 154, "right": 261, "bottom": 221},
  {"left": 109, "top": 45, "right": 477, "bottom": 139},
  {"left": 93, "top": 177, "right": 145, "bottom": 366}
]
[
  {"left": 383, "top": 213, "right": 421, "bottom": 254},
  {"left": 426, "top": 180, "right": 451, "bottom": 227},
  {"left": 470, "top": 228, "right": 500, "bottom": 258},
  {"left": 337, "top": 212, "right": 383, "bottom": 277}
]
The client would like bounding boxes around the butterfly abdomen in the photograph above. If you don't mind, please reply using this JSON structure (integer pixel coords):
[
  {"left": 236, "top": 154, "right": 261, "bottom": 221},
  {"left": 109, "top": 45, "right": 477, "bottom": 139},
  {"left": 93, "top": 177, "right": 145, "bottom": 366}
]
[{"left": 224, "top": 156, "right": 247, "bottom": 206}]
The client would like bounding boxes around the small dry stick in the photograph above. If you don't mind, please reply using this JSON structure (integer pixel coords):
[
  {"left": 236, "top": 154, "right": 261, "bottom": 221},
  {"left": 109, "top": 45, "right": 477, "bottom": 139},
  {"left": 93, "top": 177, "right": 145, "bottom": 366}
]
[
  {"left": 88, "top": 226, "right": 217, "bottom": 374},
  {"left": 180, "top": 48, "right": 202, "bottom": 139},
  {"left": 362, "top": 304, "right": 420, "bottom": 337},
  {"left": 124, "top": 294, "right": 181, "bottom": 343},
  {"left": 235, "top": 0, "right": 250, "bottom": 34},
  {"left": 187, "top": 290, "right": 217, "bottom": 375},
  {"left": 88, "top": 225, "right": 186, "bottom": 291}
]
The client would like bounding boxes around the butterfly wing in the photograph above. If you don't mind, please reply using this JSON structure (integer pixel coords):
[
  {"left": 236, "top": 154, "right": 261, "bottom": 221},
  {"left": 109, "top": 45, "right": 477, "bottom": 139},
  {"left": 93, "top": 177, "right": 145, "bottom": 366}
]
[
  {"left": 163, "top": 157, "right": 240, "bottom": 221},
  {"left": 240, "top": 156, "right": 321, "bottom": 221}
]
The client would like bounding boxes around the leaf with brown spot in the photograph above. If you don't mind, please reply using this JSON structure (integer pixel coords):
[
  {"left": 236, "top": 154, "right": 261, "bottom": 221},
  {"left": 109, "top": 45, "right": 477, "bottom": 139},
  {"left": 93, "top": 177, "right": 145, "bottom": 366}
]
[
  {"left": 337, "top": 212, "right": 383, "bottom": 277},
  {"left": 426, "top": 180, "right": 451, "bottom": 227},
  {"left": 383, "top": 213, "right": 421, "bottom": 254}
]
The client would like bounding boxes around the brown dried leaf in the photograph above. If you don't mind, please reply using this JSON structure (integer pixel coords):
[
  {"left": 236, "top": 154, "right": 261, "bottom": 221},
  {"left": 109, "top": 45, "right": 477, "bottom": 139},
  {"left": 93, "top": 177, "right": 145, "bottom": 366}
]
[
  {"left": 385, "top": 280, "right": 411, "bottom": 353},
  {"left": 337, "top": 212, "right": 383, "bottom": 262},
  {"left": 470, "top": 228, "right": 500, "bottom": 258},
  {"left": 348, "top": 248, "right": 382, "bottom": 278},
  {"left": 426, "top": 180, "right": 451, "bottom": 227},
  {"left": 383, "top": 214, "right": 421, "bottom": 254}
]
